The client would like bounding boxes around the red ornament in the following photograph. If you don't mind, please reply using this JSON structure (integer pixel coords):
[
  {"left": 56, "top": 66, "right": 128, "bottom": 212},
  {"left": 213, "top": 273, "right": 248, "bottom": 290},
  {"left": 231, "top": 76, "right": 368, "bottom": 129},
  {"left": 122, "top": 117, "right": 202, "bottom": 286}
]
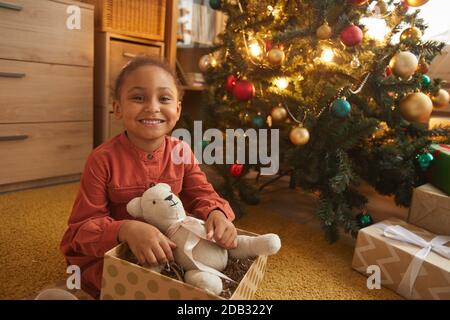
[
  {"left": 226, "top": 75, "right": 237, "bottom": 92},
  {"left": 232, "top": 80, "right": 255, "bottom": 101},
  {"left": 230, "top": 164, "right": 244, "bottom": 177},
  {"left": 385, "top": 66, "right": 393, "bottom": 77},
  {"left": 340, "top": 25, "right": 363, "bottom": 47},
  {"left": 265, "top": 40, "right": 273, "bottom": 51},
  {"left": 348, "top": 0, "right": 368, "bottom": 5}
]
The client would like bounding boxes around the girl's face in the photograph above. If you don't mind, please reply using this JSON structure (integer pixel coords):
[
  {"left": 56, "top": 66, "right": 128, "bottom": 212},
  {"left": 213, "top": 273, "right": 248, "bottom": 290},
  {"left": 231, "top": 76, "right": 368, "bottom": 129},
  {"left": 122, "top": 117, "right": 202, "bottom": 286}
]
[{"left": 112, "top": 65, "right": 181, "bottom": 148}]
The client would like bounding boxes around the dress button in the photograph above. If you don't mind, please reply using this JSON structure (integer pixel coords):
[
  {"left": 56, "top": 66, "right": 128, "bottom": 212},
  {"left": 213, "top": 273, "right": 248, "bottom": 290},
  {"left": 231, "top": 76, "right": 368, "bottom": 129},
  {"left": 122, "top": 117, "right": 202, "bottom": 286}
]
[{"left": 147, "top": 153, "right": 153, "bottom": 160}]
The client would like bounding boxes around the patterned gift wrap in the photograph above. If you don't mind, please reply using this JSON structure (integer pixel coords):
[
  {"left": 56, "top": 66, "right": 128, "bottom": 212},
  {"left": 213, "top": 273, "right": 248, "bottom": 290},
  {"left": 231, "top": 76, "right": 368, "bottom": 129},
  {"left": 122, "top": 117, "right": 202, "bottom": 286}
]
[
  {"left": 408, "top": 184, "right": 450, "bottom": 236},
  {"left": 352, "top": 218, "right": 450, "bottom": 300},
  {"left": 101, "top": 230, "right": 268, "bottom": 300}
]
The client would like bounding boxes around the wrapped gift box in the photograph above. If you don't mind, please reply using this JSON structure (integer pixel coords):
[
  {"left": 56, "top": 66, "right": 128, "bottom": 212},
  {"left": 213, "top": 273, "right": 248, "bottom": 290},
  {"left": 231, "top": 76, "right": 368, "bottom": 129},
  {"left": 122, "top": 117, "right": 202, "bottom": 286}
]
[
  {"left": 352, "top": 218, "right": 450, "bottom": 300},
  {"left": 429, "top": 144, "right": 450, "bottom": 195},
  {"left": 408, "top": 184, "right": 450, "bottom": 235},
  {"left": 101, "top": 229, "right": 268, "bottom": 300}
]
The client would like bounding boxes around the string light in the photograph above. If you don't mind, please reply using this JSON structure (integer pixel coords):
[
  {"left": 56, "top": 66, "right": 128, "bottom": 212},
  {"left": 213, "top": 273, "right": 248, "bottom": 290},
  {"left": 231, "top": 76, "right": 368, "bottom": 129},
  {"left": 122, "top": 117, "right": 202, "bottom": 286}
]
[
  {"left": 248, "top": 39, "right": 263, "bottom": 58},
  {"left": 209, "top": 55, "right": 218, "bottom": 68},
  {"left": 321, "top": 48, "right": 334, "bottom": 63},
  {"left": 272, "top": 7, "right": 281, "bottom": 18},
  {"left": 274, "top": 77, "right": 289, "bottom": 90},
  {"left": 267, "top": 5, "right": 281, "bottom": 18},
  {"left": 360, "top": 17, "right": 390, "bottom": 42}
]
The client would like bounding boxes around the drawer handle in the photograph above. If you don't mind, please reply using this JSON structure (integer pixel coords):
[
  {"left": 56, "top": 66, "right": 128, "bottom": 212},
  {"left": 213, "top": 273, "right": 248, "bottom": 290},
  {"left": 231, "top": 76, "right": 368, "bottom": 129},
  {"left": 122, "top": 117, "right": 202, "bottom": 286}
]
[
  {"left": 0, "top": 72, "right": 26, "bottom": 78},
  {"left": 0, "top": 2, "right": 22, "bottom": 11},
  {"left": 0, "top": 134, "right": 29, "bottom": 141},
  {"left": 123, "top": 52, "right": 137, "bottom": 59}
]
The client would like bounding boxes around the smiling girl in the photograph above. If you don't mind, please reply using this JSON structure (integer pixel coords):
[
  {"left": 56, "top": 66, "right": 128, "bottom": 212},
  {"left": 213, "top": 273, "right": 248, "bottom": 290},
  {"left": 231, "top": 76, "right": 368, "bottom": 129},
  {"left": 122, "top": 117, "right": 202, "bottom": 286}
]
[{"left": 60, "top": 56, "right": 237, "bottom": 299}]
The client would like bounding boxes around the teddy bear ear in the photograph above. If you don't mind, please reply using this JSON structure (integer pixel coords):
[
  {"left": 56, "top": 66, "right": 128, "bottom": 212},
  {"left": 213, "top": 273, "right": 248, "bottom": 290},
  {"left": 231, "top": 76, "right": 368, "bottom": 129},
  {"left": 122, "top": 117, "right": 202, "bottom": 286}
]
[
  {"left": 157, "top": 183, "right": 172, "bottom": 192},
  {"left": 126, "top": 197, "right": 143, "bottom": 218}
]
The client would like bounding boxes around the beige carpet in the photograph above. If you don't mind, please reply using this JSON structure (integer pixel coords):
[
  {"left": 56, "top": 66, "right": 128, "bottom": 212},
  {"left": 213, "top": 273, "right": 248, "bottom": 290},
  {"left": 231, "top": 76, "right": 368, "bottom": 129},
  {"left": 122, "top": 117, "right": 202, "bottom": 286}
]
[{"left": 0, "top": 182, "right": 401, "bottom": 300}]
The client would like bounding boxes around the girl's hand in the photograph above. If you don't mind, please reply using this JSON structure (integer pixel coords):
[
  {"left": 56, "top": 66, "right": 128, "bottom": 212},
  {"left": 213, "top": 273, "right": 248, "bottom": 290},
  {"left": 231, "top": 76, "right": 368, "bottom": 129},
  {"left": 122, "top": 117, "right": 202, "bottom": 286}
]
[
  {"left": 205, "top": 210, "right": 238, "bottom": 249},
  {"left": 118, "top": 220, "right": 177, "bottom": 266}
]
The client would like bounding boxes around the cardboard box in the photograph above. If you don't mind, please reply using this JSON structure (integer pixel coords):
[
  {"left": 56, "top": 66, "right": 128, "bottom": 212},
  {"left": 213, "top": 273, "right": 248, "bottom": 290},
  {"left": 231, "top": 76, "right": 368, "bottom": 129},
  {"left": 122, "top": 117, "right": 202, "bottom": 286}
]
[
  {"left": 408, "top": 184, "right": 450, "bottom": 236},
  {"left": 100, "top": 230, "right": 268, "bottom": 300},
  {"left": 352, "top": 218, "right": 450, "bottom": 300}
]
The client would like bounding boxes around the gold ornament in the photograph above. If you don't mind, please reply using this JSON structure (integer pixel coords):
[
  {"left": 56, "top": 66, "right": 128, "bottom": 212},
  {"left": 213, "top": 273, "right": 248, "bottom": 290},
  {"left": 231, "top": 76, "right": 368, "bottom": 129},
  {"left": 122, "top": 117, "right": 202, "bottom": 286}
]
[
  {"left": 400, "top": 92, "right": 433, "bottom": 123},
  {"left": 400, "top": 27, "right": 422, "bottom": 43},
  {"left": 271, "top": 106, "right": 287, "bottom": 122},
  {"left": 267, "top": 48, "right": 285, "bottom": 65},
  {"left": 316, "top": 22, "right": 332, "bottom": 40},
  {"left": 432, "top": 89, "right": 450, "bottom": 108},
  {"left": 405, "top": 0, "right": 429, "bottom": 7},
  {"left": 374, "top": 1, "right": 388, "bottom": 15},
  {"left": 289, "top": 126, "right": 310, "bottom": 146},
  {"left": 198, "top": 54, "right": 217, "bottom": 72},
  {"left": 389, "top": 51, "right": 418, "bottom": 79},
  {"left": 417, "top": 59, "right": 429, "bottom": 74}
]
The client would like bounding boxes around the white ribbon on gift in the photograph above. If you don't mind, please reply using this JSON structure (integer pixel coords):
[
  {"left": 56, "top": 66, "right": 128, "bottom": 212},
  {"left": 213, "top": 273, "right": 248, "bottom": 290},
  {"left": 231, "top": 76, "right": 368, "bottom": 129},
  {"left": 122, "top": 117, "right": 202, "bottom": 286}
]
[
  {"left": 375, "top": 223, "right": 450, "bottom": 297},
  {"left": 167, "top": 216, "right": 236, "bottom": 283}
]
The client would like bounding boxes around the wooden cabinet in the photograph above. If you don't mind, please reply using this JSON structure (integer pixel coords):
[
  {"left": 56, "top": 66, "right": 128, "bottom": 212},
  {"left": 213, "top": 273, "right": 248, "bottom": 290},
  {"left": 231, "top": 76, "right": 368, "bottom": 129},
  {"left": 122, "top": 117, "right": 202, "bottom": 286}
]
[
  {"left": 0, "top": 0, "right": 94, "bottom": 192},
  {"left": 0, "top": 0, "right": 93, "bottom": 66},
  {"left": 0, "top": 60, "right": 93, "bottom": 123},
  {"left": 93, "top": 33, "right": 165, "bottom": 145},
  {"left": 0, "top": 122, "right": 92, "bottom": 185},
  {"left": 80, "top": 0, "right": 166, "bottom": 41}
]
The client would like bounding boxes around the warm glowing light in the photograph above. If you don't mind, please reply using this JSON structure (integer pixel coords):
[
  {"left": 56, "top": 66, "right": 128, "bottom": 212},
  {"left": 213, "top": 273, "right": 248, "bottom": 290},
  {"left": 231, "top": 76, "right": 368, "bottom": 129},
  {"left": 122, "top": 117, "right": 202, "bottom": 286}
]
[
  {"left": 321, "top": 48, "right": 334, "bottom": 63},
  {"left": 210, "top": 56, "right": 218, "bottom": 68},
  {"left": 248, "top": 39, "right": 263, "bottom": 57},
  {"left": 272, "top": 7, "right": 281, "bottom": 18},
  {"left": 274, "top": 77, "right": 289, "bottom": 90},
  {"left": 360, "top": 17, "right": 390, "bottom": 41},
  {"left": 267, "top": 4, "right": 281, "bottom": 17}
]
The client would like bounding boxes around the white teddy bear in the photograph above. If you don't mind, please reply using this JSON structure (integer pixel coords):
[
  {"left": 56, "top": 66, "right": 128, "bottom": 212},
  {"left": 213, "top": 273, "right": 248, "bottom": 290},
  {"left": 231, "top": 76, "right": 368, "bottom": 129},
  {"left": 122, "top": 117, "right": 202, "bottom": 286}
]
[{"left": 126, "top": 183, "right": 281, "bottom": 295}]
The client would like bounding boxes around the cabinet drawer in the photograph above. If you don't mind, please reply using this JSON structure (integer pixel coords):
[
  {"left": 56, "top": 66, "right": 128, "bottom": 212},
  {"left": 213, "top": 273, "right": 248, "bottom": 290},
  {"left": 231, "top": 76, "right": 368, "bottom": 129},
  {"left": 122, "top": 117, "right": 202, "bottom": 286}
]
[
  {"left": 0, "top": 59, "right": 92, "bottom": 123},
  {"left": 0, "top": 121, "right": 92, "bottom": 184},
  {"left": 108, "top": 39, "right": 163, "bottom": 106},
  {"left": 0, "top": 0, "right": 94, "bottom": 66}
]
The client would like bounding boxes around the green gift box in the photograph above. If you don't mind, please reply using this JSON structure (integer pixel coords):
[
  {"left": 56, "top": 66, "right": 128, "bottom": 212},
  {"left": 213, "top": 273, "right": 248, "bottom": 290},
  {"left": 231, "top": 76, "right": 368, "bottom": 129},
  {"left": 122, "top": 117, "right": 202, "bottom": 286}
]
[{"left": 429, "top": 144, "right": 450, "bottom": 195}]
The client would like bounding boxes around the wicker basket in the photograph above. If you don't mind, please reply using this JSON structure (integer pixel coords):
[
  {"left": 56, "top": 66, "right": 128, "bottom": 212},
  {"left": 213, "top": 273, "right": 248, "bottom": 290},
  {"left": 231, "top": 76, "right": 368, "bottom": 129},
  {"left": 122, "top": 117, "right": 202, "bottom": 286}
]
[{"left": 80, "top": 0, "right": 166, "bottom": 41}]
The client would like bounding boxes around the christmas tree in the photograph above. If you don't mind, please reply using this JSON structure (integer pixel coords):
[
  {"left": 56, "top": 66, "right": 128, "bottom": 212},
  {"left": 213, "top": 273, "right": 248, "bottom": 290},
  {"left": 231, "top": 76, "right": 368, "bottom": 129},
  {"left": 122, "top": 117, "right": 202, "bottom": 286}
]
[{"left": 196, "top": 0, "right": 450, "bottom": 242}]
